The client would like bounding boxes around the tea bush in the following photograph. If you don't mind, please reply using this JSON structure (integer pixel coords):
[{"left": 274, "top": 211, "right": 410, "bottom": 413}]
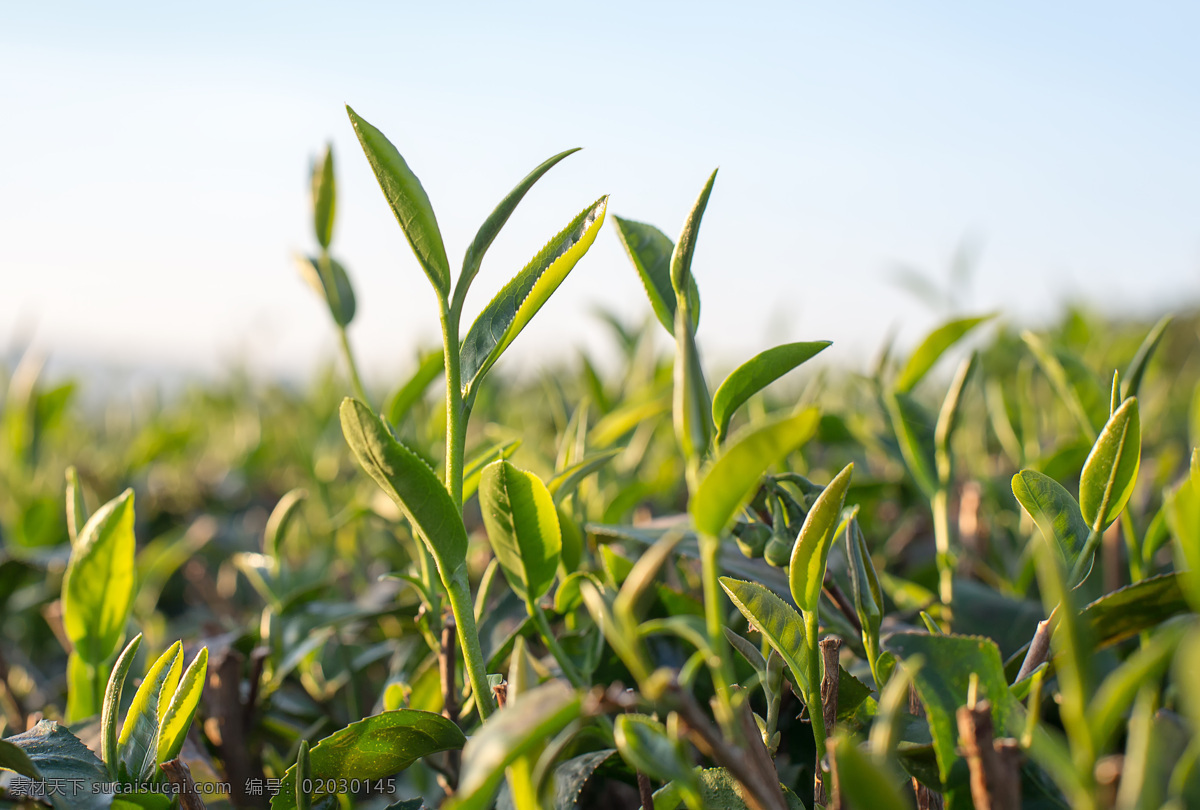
[{"left": 2, "top": 106, "right": 1200, "bottom": 810}]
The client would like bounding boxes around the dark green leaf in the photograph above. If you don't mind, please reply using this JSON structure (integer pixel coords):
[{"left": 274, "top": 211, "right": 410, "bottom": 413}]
[
  {"left": 340, "top": 398, "right": 468, "bottom": 576},
  {"left": 460, "top": 197, "right": 607, "bottom": 398},
  {"left": 886, "top": 633, "right": 1016, "bottom": 783},
  {"left": 829, "top": 734, "right": 910, "bottom": 810},
  {"left": 652, "top": 767, "right": 806, "bottom": 810},
  {"left": 1, "top": 720, "right": 110, "bottom": 810},
  {"left": 346, "top": 106, "right": 450, "bottom": 296},
  {"left": 1081, "top": 573, "right": 1191, "bottom": 648},
  {"left": 711, "top": 341, "right": 831, "bottom": 442},
  {"left": 614, "top": 714, "right": 699, "bottom": 794},
  {"left": 295, "top": 254, "right": 356, "bottom": 327},
  {"left": 612, "top": 216, "right": 698, "bottom": 335},
  {"left": 1012, "top": 470, "right": 1090, "bottom": 572},
  {"left": 455, "top": 148, "right": 581, "bottom": 315},
  {"left": 62, "top": 489, "right": 136, "bottom": 665},
  {"left": 270, "top": 710, "right": 466, "bottom": 810}
]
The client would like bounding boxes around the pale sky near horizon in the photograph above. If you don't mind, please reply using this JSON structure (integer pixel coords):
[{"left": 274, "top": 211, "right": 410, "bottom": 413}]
[{"left": 2, "top": 2, "right": 1198, "bottom": 386}]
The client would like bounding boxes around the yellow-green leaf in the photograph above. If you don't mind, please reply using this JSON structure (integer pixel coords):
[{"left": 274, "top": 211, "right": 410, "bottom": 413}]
[
  {"left": 711, "top": 341, "right": 831, "bottom": 442},
  {"left": 1079, "top": 397, "right": 1141, "bottom": 533},
  {"left": 789, "top": 463, "right": 854, "bottom": 616},
  {"left": 62, "top": 489, "right": 136, "bottom": 665},
  {"left": 157, "top": 647, "right": 208, "bottom": 764},
  {"left": 478, "top": 460, "right": 561, "bottom": 604}
]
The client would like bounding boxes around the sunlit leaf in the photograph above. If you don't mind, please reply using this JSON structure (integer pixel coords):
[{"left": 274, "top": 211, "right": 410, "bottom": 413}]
[
  {"left": 1079, "top": 397, "right": 1140, "bottom": 533},
  {"left": 612, "top": 215, "right": 699, "bottom": 335},
  {"left": 62, "top": 489, "right": 136, "bottom": 665},
  {"left": 895, "top": 314, "right": 991, "bottom": 393},
  {"left": 789, "top": 462, "right": 853, "bottom": 616},
  {"left": 479, "top": 460, "right": 562, "bottom": 605},
  {"left": 711, "top": 341, "right": 831, "bottom": 442}
]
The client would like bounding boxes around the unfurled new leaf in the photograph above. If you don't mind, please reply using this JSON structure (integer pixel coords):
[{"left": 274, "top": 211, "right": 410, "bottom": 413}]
[
  {"left": 1079, "top": 397, "right": 1141, "bottom": 533},
  {"left": 157, "top": 647, "right": 208, "bottom": 765},
  {"left": 691, "top": 409, "right": 820, "bottom": 537},
  {"left": 117, "top": 641, "right": 181, "bottom": 782},
  {"left": 339, "top": 398, "right": 468, "bottom": 576},
  {"left": 789, "top": 463, "right": 854, "bottom": 616},
  {"left": 62, "top": 489, "right": 136, "bottom": 665},
  {"left": 346, "top": 106, "right": 450, "bottom": 296},
  {"left": 895, "top": 314, "right": 991, "bottom": 393},
  {"left": 455, "top": 148, "right": 581, "bottom": 315},
  {"left": 101, "top": 633, "right": 142, "bottom": 776},
  {"left": 478, "top": 460, "right": 562, "bottom": 605},
  {"left": 711, "top": 341, "right": 831, "bottom": 442},
  {"left": 460, "top": 196, "right": 608, "bottom": 398}
]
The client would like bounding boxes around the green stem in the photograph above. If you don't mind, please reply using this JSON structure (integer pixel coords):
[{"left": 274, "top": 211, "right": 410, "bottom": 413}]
[
  {"left": 803, "top": 613, "right": 827, "bottom": 778},
  {"left": 336, "top": 325, "right": 369, "bottom": 406},
  {"left": 531, "top": 603, "right": 584, "bottom": 687},
  {"left": 446, "top": 569, "right": 495, "bottom": 721},
  {"left": 440, "top": 304, "right": 465, "bottom": 509},
  {"left": 931, "top": 488, "right": 954, "bottom": 616},
  {"left": 699, "top": 533, "right": 735, "bottom": 727}
]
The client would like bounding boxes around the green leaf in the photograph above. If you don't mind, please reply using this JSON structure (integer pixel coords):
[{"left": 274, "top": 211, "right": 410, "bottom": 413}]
[
  {"left": 789, "top": 463, "right": 854, "bottom": 616},
  {"left": 156, "top": 647, "right": 208, "bottom": 764},
  {"left": 614, "top": 714, "right": 700, "bottom": 798},
  {"left": 118, "top": 641, "right": 182, "bottom": 783},
  {"left": 711, "top": 341, "right": 831, "bottom": 442},
  {"left": 886, "top": 633, "right": 1016, "bottom": 783},
  {"left": 895, "top": 314, "right": 991, "bottom": 393},
  {"left": 270, "top": 710, "right": 466, "bottom": 810},
  {"left": 1167, "top": 451, "right": 1200, "bottom": 613},
  {"left": 65, "top": 465, "right": 88, "bottom": 545},
  {"left": 670, "top": 170, "right": 717, "bottom": 299},
  {"left": 673, "top": 305, "right": 713, "bottom": 477},
  {"left": 294, "top": 740, "right": 312, "bottom": 810},
  {"left": 1011, "top": 470, "right": 1090, "bottom": 572},
  {"left": 1122, "top": 315, "right": 1171, "bottom": 400},
  {"left": 479, "top": 460, "right": 562, "bottom": 605},
  {"left": 295, "top": 254, "right": 356, "bottom": 327},
  {"left": 62, "top": 488, "right": 136, "bottom": 665},
  {"left": 264, "top": 488, "right": 307, "bottom": 559},
  {"left": 1081, "top": 573, "right": 1191, "bottom": 649},
  {"left": 612, "top": 215, "right": 699, "bottom": 335},
  {"left": 311, "top": 144, "right": 336, "bottom": 249},
  {"left": 496, "top": 749, "right": 614, "bottom": 810},
  {"left": 339, "top": 398, "right": 468, "bottom": 576},
  {"left": 652, "top": 767, "right": 806, "bottom": 810},
  {"left": 385, "top": 350, "right": 444, "bottom": 427},
  {"left": 1, "top": 720, "right": 110, "bottom": 810},
  {"left": 720, "top": 577, "right": 814, "bottom": 697},
  {"left": 462, "top": 440, "right": 521, "bottom": 503},
  {"left": 460, "top": 196, "right": 608, "bottom": 398},
  {"left": 886, "top": 392, "right": 938, "bottom": 498},
  {"left": 933, "top": 352, "right": 976, "bottom": 484},
  {"left": 829, "top": 734, "right": 910, "bottom": 810},
  {"left": 455, "top": 148, "right": 580, "bottom": 315},
  {"left": 1079, "top": 397, "right": 1141, "bottom": 533},
  {"left": 547, "top": 450, "right": 618, "bottom": 501},
  {"left": 346, "top": 106, "right": 450, "bottom": 296},
  {"left": 445, "top": 681, "right": 582, "bottom": 810},
  {"left": 845, "top": 517, "right": 882, "bottom": 650},
  {"left": 1088, "top": 618, "right": 1189, "bottom": 751},
  {"left": 66, "top": 651, "right": 98, "bottom": 724},
  {"left": 690, "top": 408, "right": 820, "bottom": 537},
  {"left": 1023, "top": 330, "right": 1099, "bottom": 441},
  {"left": 102, "top": 633, "right": 142, "bottom": 776}
]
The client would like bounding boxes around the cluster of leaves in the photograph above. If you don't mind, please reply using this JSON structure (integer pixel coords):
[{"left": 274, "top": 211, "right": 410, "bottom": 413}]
[{"left": 3, "top": 107, "right": 1200, "bottom": 810}]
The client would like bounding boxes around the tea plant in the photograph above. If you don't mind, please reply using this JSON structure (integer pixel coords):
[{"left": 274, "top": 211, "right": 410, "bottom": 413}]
[{"left": 1, "top": 103, "right": 1199, "bottom": 810}]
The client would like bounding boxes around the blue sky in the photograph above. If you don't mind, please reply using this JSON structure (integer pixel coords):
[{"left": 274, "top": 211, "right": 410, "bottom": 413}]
[{"left": 3, "top": 2, "right": 1198, "bottom": 381}]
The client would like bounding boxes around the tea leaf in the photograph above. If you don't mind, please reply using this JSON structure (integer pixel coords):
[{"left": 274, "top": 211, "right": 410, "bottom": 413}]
[
  {"left": 295, "top": 254, "right": 356, "bottom": 327},
  {"left": 711, "top": 341, "right": 831, "bottom": 442},
  {"left": 789, "top": 462, "right": 853, "bottom": 616},
  {"left": 615, "top": 714, "right": 700, "bottom": 798},
  {"left": 1079, "top": 397, "right": 1141, "bottom": 533},
  {"left": 670, "top": 170, "right": 717, "bottom": 299},
  {"left": 340, "top": 397, "right": 468, "bottom": 575},
  {"left": 1011, "top": 470, "right": 1090, "bottom": 572},
  {"left": 673, "top": 304, "right": 713, "bottom": 477},
  {"left": 1, "top": 721, "right": 110, "bottom": 810},
  {"left": 691, "top": 408, "right": 820, "bottom": 537},
  {"left": 829, "top": 733, "right": 910, "bottom": 810},
  {"left": 446, "top": 681, "right": 582, "bottom": 810},
  {"left": 294, "top": 740, "right": 312, "bottom": 810},
  {"left": 612, "top": 215, "right": 699, "bottom": 335},
  {"left": 886, "top": 391, "right": 938, "bottom": 498},
  {"left": 1166, "top": 451, "right": 1200, "bottom": 612},
  {"left": 310, "top": 144, "right": 336, "bottom": 249},
  {"left": 118, "top": 641, "right": 182, "bottom": 782},
  {"left": 346, "top": 106, "right": 450, "bottom": 297},
  {"left": 886, "top": 633, "right": 1015, "bottom": 783},
  {"left": 547, "top": 449, "right": 619, "bottom": 500},
  {"left": 1081, "top": 573, "right": 1191, "bottom": 649},
  {"left": 460, "top": 196, "right": 608, "bottom": 398},
  {"left": 1089, "top": 618, "right": 1188, "bottom": 751},
  {"left": 264, "top": 488, "right": 307, "bottom": 559},
  {"left": 102, "top": 633, "right": 142, "bottom": 776},
  {"left": 385, "top": 350, "right": 444, "bottom": 427},
  {"left": 720, "top": 577, "right": 814, "bottom": 696},
  {"left": 62, "top": 488, "right": 136, "bottom": 665},
  {"left": 271, "top": 710, "right": 466, "bottom": 810},
  {"left": 455, "top": 148, "right": 581, "bottom": 315},
  {"left": 1122, "top": 314, "right": 1172, "bottom": 400},
  {"left": 479, "top": 460, "right": 562, "bottom": 604},
  {"left": 895, "top": 314, "right": 991, "bottom": 393},
  {"left": 157, "top": 647, "right": 208, "bottom": 764}
]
